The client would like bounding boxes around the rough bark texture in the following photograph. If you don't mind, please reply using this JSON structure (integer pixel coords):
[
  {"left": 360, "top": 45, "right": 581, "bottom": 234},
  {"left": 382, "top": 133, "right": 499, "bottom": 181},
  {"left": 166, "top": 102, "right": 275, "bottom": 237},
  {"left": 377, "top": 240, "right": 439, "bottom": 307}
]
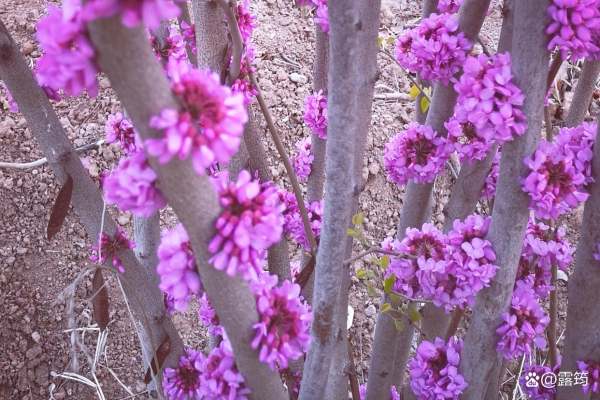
[
  {"left": 192, "top": 0, "right": 227, "bottom": 72},
  {"left": 556, "top": 118, "right": 600, "bottom": 400},
  {"left": 298, "top": 2, "right": 380, "bottom": 398},
  {"left": 421, "top": 0, "right": 515, "bottom": 340},
  {"left": 86, "top": 16, "right": 286, "bottom": 400},
  {"left": 367, "top": 1, "right": 491, "bottom": 397},
  {"left": 459, "top": 1, "right": 549, "bottom": 398},
  {"left": 0, "top": 20, "right": 184, "bottom": 370},
  {"left": 565, "top": 60, "right": 600, "bottom": 127}
]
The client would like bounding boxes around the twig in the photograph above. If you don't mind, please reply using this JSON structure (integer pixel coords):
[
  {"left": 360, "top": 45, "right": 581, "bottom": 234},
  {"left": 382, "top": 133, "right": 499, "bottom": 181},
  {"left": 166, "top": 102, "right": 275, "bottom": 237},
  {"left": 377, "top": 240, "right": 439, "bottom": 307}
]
[
  {"left": 216, "top": 0, "right": 244, "bottom": 84},
  {"left": 445, "top": 308, "right": 464, "bottom": 340},
  {"left": 381, "top": 49, "right": 431, "bottom": 102},
  {"left": 548, "top": 263, "right": 558, "bottom": 367},
  {"left": 347, "top": 339, "right": 361, "bottom": 400},
  {"left": 477, "top": 35, "right": 491, "bottom": 56},
  {"left": 248, "top": 70, "right": 317, "bottom": 253},
  {"left": 343, "top": 247, "right": 414, "bottom": 266},
  {"left": 0, "top": 138, "right": 105, "bottom": 170}
]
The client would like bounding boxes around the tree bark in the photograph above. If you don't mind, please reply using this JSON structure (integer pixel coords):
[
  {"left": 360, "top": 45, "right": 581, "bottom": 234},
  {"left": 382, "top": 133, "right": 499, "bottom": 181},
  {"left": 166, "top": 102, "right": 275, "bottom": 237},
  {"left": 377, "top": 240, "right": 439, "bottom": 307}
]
[
  {"left": 367, "top": 1, "right": 492, "bottom": 397},
  {"left": 565, "top": 60, "right": 600, "bottom": 127},
  {"left": 556, "top": 118, "right": 600, "bottom": 400},
  {"left": 192, "top": 0, "right": 227, "bottom": 73},
  {"left": 298, "top": 2, "right": 381, "bottom": 398},
  {"left": 86, "top": 16, "right": 286, "bottom": 400},
  {"left": 458, "top": 1, "right": 549, "bottom": 398},
  {"left": 0, "top": 20, "right": 184, "bottom": 372}
]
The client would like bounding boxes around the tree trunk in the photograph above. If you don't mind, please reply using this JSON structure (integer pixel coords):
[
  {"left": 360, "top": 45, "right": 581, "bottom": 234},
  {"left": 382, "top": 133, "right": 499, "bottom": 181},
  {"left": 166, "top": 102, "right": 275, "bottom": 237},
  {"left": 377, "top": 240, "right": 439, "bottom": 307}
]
[
  {"left": 565, "top": 60, "right": 600, "bottom": 127},
  {"left": 458, "top": 1, "right": 549, "bottom": 398},
  {"left": 86, "top": 15, "right": 286, "bottom": 400}
]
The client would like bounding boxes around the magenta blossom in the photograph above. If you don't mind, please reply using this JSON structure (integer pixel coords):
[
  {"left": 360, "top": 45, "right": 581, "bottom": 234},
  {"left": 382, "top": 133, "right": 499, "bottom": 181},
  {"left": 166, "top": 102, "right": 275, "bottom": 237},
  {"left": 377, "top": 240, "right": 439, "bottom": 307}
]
[
  {"left": 103, "top": 150, "right": 166, "bottom": 217},
  {"left": 496, "top": 278, "right": 550, "bottom": 359},
  {"left": 522, "top": 140, "right": 589, "bottom": 220},
  {"left": 395, "top": 13, "right": 472, "bottom": 84},
  {"left": 577, "top": 360, "right": 600, "bottom": 394},
  {"left": 519, "top": 363, "right": 559, "bottom": 400},
  {"left": 162, "top": 348, "right": 204, "bottom": 400},
  {"left": 311, "top": 0, "right": 329, "bottom": 33},
  {"left": 1, "top": 83, "right": 18, "bottom": 113},
  {"left": 292, "top": 138, "right": 314, "bottom": 182},
  {"left": 151, "top": 25, "right": 187, "bottom": 62},
  {"left": 105, "top": 112, "right": 139, "bottom": 154},
  {"left": 180, "top": 21, "right": 197, "bottom": 54},
  {"left": 250, "top": 273, "right": 312, "bottom": 369},
  {"left": 359, "top": 384, "right": 401, "bottom": 400},
  {"left": 36, "top": 5, "right": 99, "bottom": 97},
  {"left": 553, "top": 122, "right": 597, "bottom": 185},
  {"left": 209, "top": 171, "right": 284, "bottom": 281},
  {"left": 437, "top": 0, "right": 463, "bottom": 13},
  {"left": 156, "top": 224, "right": 203, "bottom": 312},
  {"left": 200, "top": 339, "right": 251, "bottom": 399},
  {"left": 304, "top": 91, "right": 328, "bottom": 139},
  {"left": 235, "top": 0, "right": 256, "bottom": 45},
  {"left": 408, "top": 337, "right": 468, "bottom": 399},
  {"left": 384, "top": 122, "right": 451, "bottom": 185},
  {"left": 546, "top": 0, "right": 600, "bottom": 61},
  {"left": 147, "top": 63, "right": 247, "bottom": 175},
  {"left": 83, "top": 0, "right": 180, "bottom": 29},
  {"left": 447, "top": 53, "right": 526, "bottom": 161},
  {"left": 198, "top": 293, "right": 224, "bottom": 337},
  {"left": 90, "top": 228, "right": 135, "bottom": 273},
  {"left": 279, "top": 190, "right": 323, "bottom": 251}
]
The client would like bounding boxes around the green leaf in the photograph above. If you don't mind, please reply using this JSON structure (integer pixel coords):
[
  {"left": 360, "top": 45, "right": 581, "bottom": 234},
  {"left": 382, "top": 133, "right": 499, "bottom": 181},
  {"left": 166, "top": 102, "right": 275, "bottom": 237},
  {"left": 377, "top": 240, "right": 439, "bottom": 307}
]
[
  {"left": 388, "top": 292, "right": 403, "bottom": 304},
  {"left": 379, "top": 255, "right": 390, "bottom": 269},
  {"left": 383, "top": 276, "right": 396, "bottom": 294},
  {"left": 408, "top": 306, "right": 422, "bottom": 323},
  {"left": 381, "top": 303, "right": 392, "bottom": 313},
  {"left": 394, "top": 319, "right": 405, "bottom": 332},
  {"left": 356, "top": 268, "right": 367, "bottom": 280},
  {"left": 352, "top": 212, "right": 364, "bottom": 226},
  {"left": 420, "top": 96, "right": 430, "bottom": 113},
  {"left": 408, "top": 84, "right": 421, "bottom": 99},
  {"left": 347, "top": 228, "right": 358, "bottom": 238},
  {"left": 377, "top": 35, "right": 386, "bottom": 49},
  {"left": 367, "top": 284, "right": 379, "bottom": 298}
]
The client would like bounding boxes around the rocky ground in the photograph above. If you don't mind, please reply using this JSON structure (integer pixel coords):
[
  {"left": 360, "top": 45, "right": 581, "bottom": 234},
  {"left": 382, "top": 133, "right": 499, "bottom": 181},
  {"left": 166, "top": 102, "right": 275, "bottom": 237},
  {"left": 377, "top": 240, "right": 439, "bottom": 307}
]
[{"left": 0, "top": 0, "right": 594, "bottom": 399}]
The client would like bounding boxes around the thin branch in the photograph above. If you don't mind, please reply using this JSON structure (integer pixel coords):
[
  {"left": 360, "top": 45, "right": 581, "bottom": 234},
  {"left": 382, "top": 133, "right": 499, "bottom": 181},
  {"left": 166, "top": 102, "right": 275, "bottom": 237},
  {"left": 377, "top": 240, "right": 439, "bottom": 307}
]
[
  {"left": 347, "top": 339, "right": 361, "bottom": 400},
  {"left": 215, "top": 0, "right": 243, "bottom": 83},
  {"left": 444, "top": 308, "right": 464, "bottom": 340},
  {"left": 381, "top": 49, "right": 431, "bottom": 102},
  {"left": 248, "top": 70, "right": 318, "bottom": 253},
  {"left": 548, "top": 262, "right": 558, "bottom": 367},
  {"left": 0, "top": 138, "right": 104, "bottom": 169},
  {"left": 343, "top": 247, "right": 414, "bottom": 266}
]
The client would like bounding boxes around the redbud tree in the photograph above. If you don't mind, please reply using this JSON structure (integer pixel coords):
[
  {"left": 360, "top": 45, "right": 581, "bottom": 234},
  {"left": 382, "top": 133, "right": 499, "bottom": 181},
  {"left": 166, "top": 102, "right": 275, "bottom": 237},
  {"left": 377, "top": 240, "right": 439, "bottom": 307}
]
[{"left": 1, "top": 0, "right": 600, "bottom": 399}]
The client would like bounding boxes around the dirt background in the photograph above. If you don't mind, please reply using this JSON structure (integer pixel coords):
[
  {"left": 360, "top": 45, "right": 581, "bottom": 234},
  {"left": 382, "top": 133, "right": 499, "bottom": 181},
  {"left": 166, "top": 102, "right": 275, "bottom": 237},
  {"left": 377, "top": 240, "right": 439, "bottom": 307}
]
[{"left": 0, "top": 0, "right": 595, "bottom": 399}]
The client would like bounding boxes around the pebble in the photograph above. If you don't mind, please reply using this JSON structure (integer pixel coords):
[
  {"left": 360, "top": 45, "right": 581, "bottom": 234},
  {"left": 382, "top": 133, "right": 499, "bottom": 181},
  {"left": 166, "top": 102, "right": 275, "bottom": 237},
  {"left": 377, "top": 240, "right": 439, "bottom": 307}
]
[
  {"left": 365, "top": 304, "right": 377, "bottom": 317},
  {"left": 6, "top": 256, "right": 16, "bottom": 266},
  {"left": 16, "top": 247, "right": 27, "bottom": 255},
  {"left": 289, "top": 72, "right": 308, "bottom": 84},
  {"left": 31, "top": 332, "right": 41, "bottom": 343}
]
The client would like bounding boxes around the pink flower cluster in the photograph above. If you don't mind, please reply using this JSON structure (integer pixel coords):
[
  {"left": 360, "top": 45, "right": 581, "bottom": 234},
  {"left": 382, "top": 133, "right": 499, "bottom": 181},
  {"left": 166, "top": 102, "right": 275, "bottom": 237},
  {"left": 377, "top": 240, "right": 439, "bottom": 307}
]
[
  {"left": 516, "top": 218, "right": 573, "bottom": 299},
  {"left": 408, "top": 337, "right": 468, "bottom": 399},
  {"left": 83, "top": 0, "right": 180, "bottom": 30},
  {"left": 198, "top": 293, "right": 224, "bottom": 337},
  {"left": 151, "top": 25, "right": 187, "bottom": 63},
  {"left": 156, "top": 224, "right": 203, "bottom": 312},
  {"left": 90, "top": 228, "right": 134, "bottom": 273},
  {"left": 105, "top": 113, "right": 139, "bottom": 154},
  {"left": 395, "top": 13, "right": 472, "bottom": 84},
  {"left": 279, "top": 190, "right": 323, "bottom": 251},
  {"left": 235, "top": 0, "right": 256, "bottom": 45},
  {"left": 209, "top": 171, "right": 284, "bottom": 281},
  {"left": 546, "top": 0, "right": 600, "bottom": 61},
  {"left": 0, "top": 83, "right": 19, "bottom": 113},
  {"left": 148, "top": 62, "right": 247, "bottom": 175},
  {"left": 520, "top": 363, "right": 558, "bottom": 400},
  {"left": 103, "top": 150, "right": 166, "bottom": 217},
  {"left": 304, "top": 91, "right": 328, "bottom": 139},
  {"left": 250, "top": 274, "right": 312, "bottom": 370},
  {"left": 437, "top": 0, "right": 463, "bottom": 13},
  {"left": 36, "top": 5, "right": 99, "bottom": 97},
  {"left": 292, "top": 138, "right": 314, "bottom": 182},
  {"left": 311, "top": 0, "right": 329, "bottom": 33},
  {"left": 447, "top": 53, "right": 526, "bottom": 161},
  {"left": 384, "top": 123, "right": 451, "bottom": 185},
  {"left": 578, "top": 360, "right": 600, "bottom": 394},
  {"left": 496, "top": 278, "right": 550, "bottom": 359},
  {"left": 359, "top": 384, "right": 401, "bottom": 400},
  {"left": 163, "top": 342, "right": 251, "bottom": 400}
]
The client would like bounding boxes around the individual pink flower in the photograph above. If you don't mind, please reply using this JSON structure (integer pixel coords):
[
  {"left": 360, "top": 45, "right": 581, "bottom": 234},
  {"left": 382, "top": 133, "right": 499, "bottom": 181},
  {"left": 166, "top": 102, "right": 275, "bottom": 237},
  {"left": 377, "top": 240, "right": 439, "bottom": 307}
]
[
  {"left": 36, "top": 5, "right": 99, "bottom": 97},
  {"left": 577, "top": 360, "right": 600, "bottom": 394},
  {"left": 156, "top": 224, "right": 203, "bottom": 312},
  {"left": 304, "top": 91, "right": 328, "bottom": 139},
  {"left": 198, "top": 293, "right": 224, "bottom": 337},
  {"left": 0, "top": 83, "right": 18, "bottom": 113},
  {"left": 292, "top": 138, "right": 314, "bottom": 182},
  {"left": 481, "top": 151, "right": 500, "bottom": 200},
  {"left": 180, "top": 21, "right": 197, "bottom": 54},
  {"left": 83, "top": 0, "right": 180, "bottom": 29},
  {"left": 447, "top": 53, "right": 526, "bottom": 161},
  {"left": 408, "top": 337, "right": 468, "bottom": 399},
  {"left": 103, "top": 151, "right": 166, "bottom": 217},
  {"left": 209, "top": 171, "right": 284, "bottom": 281},
  {"left": 437, "top": 0, "right": 463, "bottom": 13},
  {"left": 90, "top": 228, "right": 135, "bottom": 273},
  {"left": 395, "top": 13, "right": 472, "bottom": 84},
  {"left": 250, "top": 273, "right": 312, "bottom": 370},
  {"left": 553, "top": 122, "right": 597, "bottom": 185},
  {"left": 546, "top": 0, "right": 600, "bottom": 61},
  {"left": 200, "top": 339, "right": 251, "bottom": 399},
  {"left": 359, "top": 384, "right": 401, "bottom": 400},
  {"left": 522, "top": 140, "right": 589, "bottom": 220},
  {"left": 311, "top": 0, "right": 329, "bottom": 33},
  {"left": 162, "top": 348, "right": 204, "bottom": 399},
  {"left": 147, "top": 63, "right": 247, "bottom": 175},
  {"left": 151, "top": 25, "right": 187, "bottom": 62},
  {"left": 105, "top": 112, "right": 139, "bottom": 154},
  {"left": 279, "top": 190, "right": 323, "bottom": 251},
  {"left": 496, "top": 278, "right": 550, "bottom": 359},
  {"left": 385, "top": 223, "right": 447, "bottom": 299},
  {"left": 384, "top": 122, "right": 452, "bottom": 185}
]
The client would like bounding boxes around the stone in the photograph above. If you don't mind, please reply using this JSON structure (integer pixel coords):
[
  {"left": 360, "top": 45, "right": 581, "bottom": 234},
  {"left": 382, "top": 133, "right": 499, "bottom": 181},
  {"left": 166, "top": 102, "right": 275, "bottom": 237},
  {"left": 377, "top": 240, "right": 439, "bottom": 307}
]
[
  {"left": 365, "top": 304, "right": 377, "bottom": 317},
  {"left": 289, "top": 72, "right": 308, "bottom": 84}
]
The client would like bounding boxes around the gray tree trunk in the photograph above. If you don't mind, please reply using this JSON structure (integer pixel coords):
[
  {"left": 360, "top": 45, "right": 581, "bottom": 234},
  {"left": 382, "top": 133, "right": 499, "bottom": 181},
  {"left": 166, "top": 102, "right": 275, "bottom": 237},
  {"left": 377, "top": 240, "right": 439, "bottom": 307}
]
[{"left": 565, "top": 60, "right": 600, "bottom": 127}]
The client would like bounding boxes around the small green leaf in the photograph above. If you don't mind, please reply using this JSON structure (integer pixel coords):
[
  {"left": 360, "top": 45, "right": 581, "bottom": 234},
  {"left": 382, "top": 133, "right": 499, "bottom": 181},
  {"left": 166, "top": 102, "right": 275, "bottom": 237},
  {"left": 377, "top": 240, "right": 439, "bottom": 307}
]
[
  {"left": 367, "top": 284, "right": 379, "bottom": 298},
  {"left": 347, "top": 228, "right": 358, "bottom": 237},
  {"left": 388, "top": 292, "right": 403, "bottom": 304},
  {"left": 420, "top": 96, "right": 430, "bottom": 113},
  {"left": 394, "top": 319, "right": 405, "bottom": 332},
  {"left": 383, "top": 276, "right": 396, "bottom": 294},
  {"left": 381, "top": 303, "right": 392, "bottom": 313},
  {"left": 356, "top": 268, "right": 367, "bottom": 280},
  {"left": 379, "top": 255, "right": 390, "bottom": 269},
  {"left": 408, "top": 306, "right": 422, "bottom": 323},
  {"left": 377, "top": 35, "right": 386, "bottom": 49},
  {"left": 352, "top": 212, "right": 364, "bottom": 226},
  {"left": 408, "top": 84, "right": 421, "bottom": 99}
]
